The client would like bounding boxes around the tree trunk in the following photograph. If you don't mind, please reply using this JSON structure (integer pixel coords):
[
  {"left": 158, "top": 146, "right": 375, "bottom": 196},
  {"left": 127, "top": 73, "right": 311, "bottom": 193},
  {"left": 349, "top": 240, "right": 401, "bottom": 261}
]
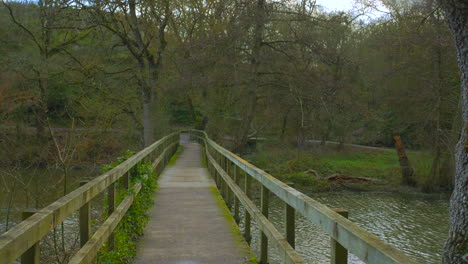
[
  {"left": 142, "top": 99, "right": 153, "bottom": 147},
  {"left": 234, "top": 0, "right": 265, "bottom": 153},
  {"left": 437, "top": 0, "right": 468, "bottom": 262},
  {"left": 393, "top": 135, "right": 416, "bottom": 186}
]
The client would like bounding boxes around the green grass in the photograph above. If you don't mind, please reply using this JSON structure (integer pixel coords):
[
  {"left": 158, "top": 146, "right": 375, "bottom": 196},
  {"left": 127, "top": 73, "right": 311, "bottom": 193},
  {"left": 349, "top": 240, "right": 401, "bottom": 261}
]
[{"left": 244, "top": 143, "right": 435, "bottom": 191}]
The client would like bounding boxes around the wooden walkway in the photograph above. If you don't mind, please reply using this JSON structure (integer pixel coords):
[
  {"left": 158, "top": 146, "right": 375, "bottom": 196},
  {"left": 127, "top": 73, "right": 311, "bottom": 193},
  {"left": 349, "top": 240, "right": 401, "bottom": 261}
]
[{"left": 133, "top": 135, "right": 251, "bottom": 264}]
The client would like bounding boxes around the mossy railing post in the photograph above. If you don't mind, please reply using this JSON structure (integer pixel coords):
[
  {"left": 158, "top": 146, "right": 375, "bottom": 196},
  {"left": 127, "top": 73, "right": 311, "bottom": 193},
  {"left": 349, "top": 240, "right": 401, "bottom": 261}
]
[
  {"left": 244, "top": 171, "right": 252, "bottom": 244},
  {"left": 260, "top": 185, "right": 270, "bottom": 264},
  {"left": 107, "top": 181, "right": 116, "bottom": 250},
  {"left": 285, "top": 182, "right": 296, "bottom": 249},
  {"left": 21, "top": 210, "right": 39, "bottom": 264},
  {"left": 79, "top": 181, "right": 91, "bottom": 248},
  {"left": 226, "top": 160, "right": 232, "bottom": 208},
  {"left": 233, "top": 165, "right": 241, "bottom": 223},
  {"left": 331, "top": 209, "right": 349, "bottom": 264},
  {"left": 123, "top": 169, "right": 130, "bottom": 190}
]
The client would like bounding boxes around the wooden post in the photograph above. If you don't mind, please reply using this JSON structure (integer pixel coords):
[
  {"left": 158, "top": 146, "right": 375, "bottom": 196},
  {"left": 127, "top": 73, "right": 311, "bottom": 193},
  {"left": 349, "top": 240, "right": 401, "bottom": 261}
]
[
  {"left": 244, "top": 172, "right": 252, "bottom": 243},
  {"left": 79, "top": 181, "right": 91, "bottom": 248},
  {"left": 233, "top": 166, "right": 240, "bottom": 223},
  {"left": 260, "top": 185, "right": 270, "bottom": 264},
  {"left": 123, "top": 169, "right": 130, "bottom": 190},
  {"left": 226, "top": 160, "right": 232, "bottom": 208},
  {"left": 107, "top": 183, "right": 116, "bottom": 250},
  {"left": 21, "top": 210, "right": 39, "bottom": 264},
  {"left": 285, "top": 183, "right": 295, "bottom": 248},
  {"left": 331, "top": 209, "right": 349, "bottom": 264}
]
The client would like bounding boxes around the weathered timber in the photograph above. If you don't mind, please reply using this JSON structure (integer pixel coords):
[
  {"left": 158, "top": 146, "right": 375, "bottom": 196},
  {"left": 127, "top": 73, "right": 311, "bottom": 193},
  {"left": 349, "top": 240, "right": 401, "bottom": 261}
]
[
  {"left": 21, "top": 210, "right": 39, "bottom": 264},
  {"left": 107, "top": 182, "right": 116, "bottom": 250},
  {"left": 331, "top": 209, "right": 349, "bottom": 264},
  {"left": 191, "top": 129, "right": 419, "bottom": 264},
  {"left": 68, "top": 182, "right": 143, "bottom": 264},
  {"left": 260, "top": 185, "right": 270, "bottom": 264},
  {"left": 233, "top": 166, "right": 241, "bottom": 223},
  {"left": 134, "top": 139, "right": 250, "bottom": 264},
  {"left": 244, "top": 170, "right": 252, "bottom": 244},
  {"left": 285, "top": 183, "right": 295, "bottom": 249},
  {"left": 79, "top": 181, "right": 91, "bottom": 248},
  {"left": 0, "top": 133, "right": 179, "bottom": 264},
  {"left": 206, "top": 150, "right": 305, "bottom": 264}
]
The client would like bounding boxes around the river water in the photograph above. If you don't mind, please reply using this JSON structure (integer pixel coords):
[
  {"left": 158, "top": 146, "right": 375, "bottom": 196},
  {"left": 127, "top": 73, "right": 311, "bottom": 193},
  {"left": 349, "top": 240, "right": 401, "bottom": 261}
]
[{"left": 239, "top": 191, "right": 449, "bottom": 264}]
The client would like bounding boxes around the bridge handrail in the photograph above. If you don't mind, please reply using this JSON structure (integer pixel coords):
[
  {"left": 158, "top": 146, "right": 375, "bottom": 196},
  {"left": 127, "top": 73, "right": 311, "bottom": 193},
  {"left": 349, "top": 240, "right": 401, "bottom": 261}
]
[
  {"left": 0, "top": 132, "right": 180, "bottom": 264},
  {"left": 189, "top": 129, "right": 418, "bottom": 264}
]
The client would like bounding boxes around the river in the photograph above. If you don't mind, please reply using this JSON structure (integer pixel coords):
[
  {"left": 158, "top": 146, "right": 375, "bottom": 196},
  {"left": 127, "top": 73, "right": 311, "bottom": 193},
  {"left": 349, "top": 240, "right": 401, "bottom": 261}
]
[{"left": 239, "top": 191, "right": 449, "bottom": 264}]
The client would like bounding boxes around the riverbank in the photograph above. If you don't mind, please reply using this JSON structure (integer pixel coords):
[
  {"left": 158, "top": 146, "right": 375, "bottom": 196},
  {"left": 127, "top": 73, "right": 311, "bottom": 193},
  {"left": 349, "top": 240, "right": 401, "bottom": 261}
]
[{"left": 243, "top": 142, "right": 452, "bottom": 196}]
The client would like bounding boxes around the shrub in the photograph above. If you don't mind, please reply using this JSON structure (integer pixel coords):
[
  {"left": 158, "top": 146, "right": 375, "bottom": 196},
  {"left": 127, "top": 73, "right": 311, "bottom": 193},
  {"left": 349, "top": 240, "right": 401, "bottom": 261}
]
[{"left": 96, "top": 151, "right": 158, "bottom": 264}]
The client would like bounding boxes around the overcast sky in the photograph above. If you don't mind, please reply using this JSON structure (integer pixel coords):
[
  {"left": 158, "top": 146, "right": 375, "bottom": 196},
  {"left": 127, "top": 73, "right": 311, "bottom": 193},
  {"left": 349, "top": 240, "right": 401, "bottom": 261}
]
[
  {"left": 315, "top": 0, "right": 356, "bottom": 11},
  {"left": 313, "top": 0, "right": 389, "bottom": 20}
]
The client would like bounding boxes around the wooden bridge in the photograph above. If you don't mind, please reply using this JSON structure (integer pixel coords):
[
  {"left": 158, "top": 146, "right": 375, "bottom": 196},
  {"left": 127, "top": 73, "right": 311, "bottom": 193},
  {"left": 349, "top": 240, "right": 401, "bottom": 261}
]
[{"left": 0, "top": 130, "right": 419, "bottom": 264}]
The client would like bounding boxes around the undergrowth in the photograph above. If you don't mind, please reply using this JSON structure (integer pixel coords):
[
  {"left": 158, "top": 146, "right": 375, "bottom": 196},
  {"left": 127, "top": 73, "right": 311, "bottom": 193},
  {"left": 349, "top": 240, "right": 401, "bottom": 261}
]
[{"left": 96, "top": 150, "right": 158, "bottom": 264}]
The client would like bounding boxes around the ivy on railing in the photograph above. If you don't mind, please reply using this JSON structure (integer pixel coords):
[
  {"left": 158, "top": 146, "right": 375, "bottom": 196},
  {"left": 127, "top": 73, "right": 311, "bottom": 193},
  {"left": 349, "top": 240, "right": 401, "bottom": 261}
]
[{"left": 96, "top": 151, "right": 158, "bottom": 264}]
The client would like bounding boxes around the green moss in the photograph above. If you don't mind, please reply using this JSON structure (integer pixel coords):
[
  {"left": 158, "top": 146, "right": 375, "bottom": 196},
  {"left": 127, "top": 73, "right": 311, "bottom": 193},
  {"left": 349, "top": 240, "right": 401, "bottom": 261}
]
[
  {"left": 168, "top": 145, "right": 183, "bottom": 166},
  {"left": 209, "top": 186, "right": 258, "bottom": 264}
]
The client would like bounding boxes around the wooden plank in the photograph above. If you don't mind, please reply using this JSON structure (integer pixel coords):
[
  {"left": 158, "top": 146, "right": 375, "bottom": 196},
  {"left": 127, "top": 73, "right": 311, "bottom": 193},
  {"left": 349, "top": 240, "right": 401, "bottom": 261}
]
[
  {"left": 68, "top": 182, "right": 143, "bottom": 264},
  {"left": 244, "top": 171, "right": 252, "bottom": 244},
  {"left": 260, "top": 185, "right": 269, "bottom": 264},
  {"left": 20, "top": 210, "right": 39, "bottom": 264},
  {"left": 207, "top": 151, "right": 304, "bottom": 264},
  {"left": 285, "top": 183, "right": 295, "bottom": 249},
  {"left": 192, "top": 130, "right": 419, "bottom": 264},
  {"left": 107, "top": 182, "right": 116, "bottom": 250},
  {"left": 0, "top": 133, "right": 179, "bottom": 264},
  {"left": 332, "top": 209, "right": 348, "bottom": 264},
  {"left": 233, "top": 166, "right": 240, "bottom": 223},
  {"left": 79, "top": 181, "right": 91, "bottom": 248}
]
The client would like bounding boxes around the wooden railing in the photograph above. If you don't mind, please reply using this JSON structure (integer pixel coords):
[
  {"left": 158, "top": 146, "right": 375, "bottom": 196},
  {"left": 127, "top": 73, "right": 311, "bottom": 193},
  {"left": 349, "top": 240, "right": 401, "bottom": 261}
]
[
  {"left": 0, "top": 132, "right": 180, "bottom": 264},
  {"left": 189, "top": 129, "right": 419, "bottom": 264}
]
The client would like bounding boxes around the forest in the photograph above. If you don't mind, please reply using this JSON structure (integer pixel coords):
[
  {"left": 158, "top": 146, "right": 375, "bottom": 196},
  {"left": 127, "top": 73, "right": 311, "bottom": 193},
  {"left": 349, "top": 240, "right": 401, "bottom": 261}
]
[
  {"left": 0, "top": 0, "right": 466, "bottom": 263},
  {"left": 0, "top": 0, "right": 461, "bottom": 187}
]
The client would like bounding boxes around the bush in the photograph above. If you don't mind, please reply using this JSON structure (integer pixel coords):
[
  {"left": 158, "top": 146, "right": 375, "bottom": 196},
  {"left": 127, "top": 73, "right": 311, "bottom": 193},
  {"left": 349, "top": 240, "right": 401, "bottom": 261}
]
[{"left": 96, "top": 151, "right": 158, "bottom": 264}]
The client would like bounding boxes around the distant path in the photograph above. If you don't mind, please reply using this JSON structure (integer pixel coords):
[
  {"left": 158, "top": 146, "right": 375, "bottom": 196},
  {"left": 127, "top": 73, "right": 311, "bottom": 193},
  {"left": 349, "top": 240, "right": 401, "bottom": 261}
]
[
  {"left": 306, "top": 140, "right": 425, "bottom": 154},
  {"left": 133, "top": 134, "right": 250, "bottom": 264},
  {"left": 0, "top": 125, "right": 123, "bottom": 134}
]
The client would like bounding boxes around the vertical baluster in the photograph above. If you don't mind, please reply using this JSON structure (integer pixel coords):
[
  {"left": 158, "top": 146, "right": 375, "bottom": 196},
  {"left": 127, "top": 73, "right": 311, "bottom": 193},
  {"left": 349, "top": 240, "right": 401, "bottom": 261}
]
[
  {"left": 233, "top": 166, "right": 240, "bottom": 223},
  {"left": 285, "top": 183, "right": 295, "bottom": 248},
  {"left": 260, "top": 185, "right": 269, "bottom": 264},
  {"left": 79, "top": 181, "right": 91, "bottom": 248},
  {"left": 226, "top": 160, "right": 232, "bottom": 208},
  {"left": 244, "top": 172, "right": 252, "bottom": 244},
  {"left": 331, "top": 209, "right": 349, "bottom": 264},
  {"left": 107, "top": 182, "right": 116, "bottom": 250},
  {"left": 123, "top": 167, "right": 130, "bottom": 190},
  {"left": 21, "top": 210, "right": 39, "bottom": 264}
]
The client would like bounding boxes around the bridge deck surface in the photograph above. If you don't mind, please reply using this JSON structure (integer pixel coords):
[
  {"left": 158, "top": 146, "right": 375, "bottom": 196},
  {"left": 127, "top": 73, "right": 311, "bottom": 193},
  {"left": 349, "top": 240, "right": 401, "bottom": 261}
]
[{"left": 133, "top": 136, "right": 250, "bottom": 264}]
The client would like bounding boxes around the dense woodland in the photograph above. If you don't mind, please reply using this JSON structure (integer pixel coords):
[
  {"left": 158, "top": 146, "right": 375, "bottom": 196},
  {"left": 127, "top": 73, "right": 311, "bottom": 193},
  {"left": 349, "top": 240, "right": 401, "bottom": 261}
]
[
  {"left": 0, "top": 0, "right": 466, "bottom": 262},
  {"left": 0, "top": 0, "right": 461, "bottom": 183}
]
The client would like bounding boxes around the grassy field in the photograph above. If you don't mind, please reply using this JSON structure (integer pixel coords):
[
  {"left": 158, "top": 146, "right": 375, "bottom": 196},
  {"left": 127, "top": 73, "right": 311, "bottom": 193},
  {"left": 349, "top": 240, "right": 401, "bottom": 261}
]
[{"left": 243, "top": 142, "right": 436, "bottom": 193}]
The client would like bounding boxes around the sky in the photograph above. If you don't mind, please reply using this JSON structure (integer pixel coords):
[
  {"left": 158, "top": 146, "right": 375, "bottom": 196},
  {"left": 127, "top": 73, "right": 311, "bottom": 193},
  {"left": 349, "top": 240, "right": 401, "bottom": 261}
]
[
  {"left": 315, "top": 0, "right": 356, "bottom": 11},
  {"left": 313, "top": 0, "right": 390, "bottom": 20}
]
